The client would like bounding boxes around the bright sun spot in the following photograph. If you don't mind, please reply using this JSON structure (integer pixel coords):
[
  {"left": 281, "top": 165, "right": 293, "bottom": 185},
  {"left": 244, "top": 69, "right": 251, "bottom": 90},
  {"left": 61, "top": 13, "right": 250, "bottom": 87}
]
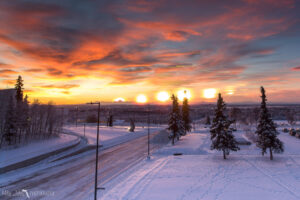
[
  {"left": 114, "top": 97, "right": 125, "bottom": 102},
  {"left": 157, "top": 91, "right": 170, "bottom": 102},
  {"left": 178, "top": 89, "right": 191, "bottom": 101},
  {"left": 203, "top": 88, "right": 217, "bottom": 99},
  {"left": 227, "top": 90, "right": 234, "bottom": 95},
  {"left": 136, "top": 94, "right": 147, "bottom": 103}
]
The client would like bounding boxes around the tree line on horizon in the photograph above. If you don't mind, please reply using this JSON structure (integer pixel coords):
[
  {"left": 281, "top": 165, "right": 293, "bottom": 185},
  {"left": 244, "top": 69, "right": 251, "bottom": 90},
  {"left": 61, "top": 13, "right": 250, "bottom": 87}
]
[{"left": 0, "top": 76, "right": 62, "bottom": 148}]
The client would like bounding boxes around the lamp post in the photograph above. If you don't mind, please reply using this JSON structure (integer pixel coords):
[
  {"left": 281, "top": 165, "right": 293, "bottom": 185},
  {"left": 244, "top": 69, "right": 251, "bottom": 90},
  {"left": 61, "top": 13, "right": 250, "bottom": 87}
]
[
  {"left": 84, "top": 123, "right": 86, "bottom": 137},
  {"left": 75, "top": 106, "right": 78, "bottom": 128},
  {"left": 86, "top": 101, "right": 104, "bottom": 200},
  {"left": 147, "top": 103, "right": 150, "bottom": 159}
]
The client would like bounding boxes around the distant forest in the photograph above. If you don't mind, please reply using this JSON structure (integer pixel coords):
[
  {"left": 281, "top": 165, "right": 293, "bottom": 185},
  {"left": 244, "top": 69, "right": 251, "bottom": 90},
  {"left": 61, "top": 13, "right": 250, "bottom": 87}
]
[{"left": 0, "top": 76, "right": 62, "bottom": 148}]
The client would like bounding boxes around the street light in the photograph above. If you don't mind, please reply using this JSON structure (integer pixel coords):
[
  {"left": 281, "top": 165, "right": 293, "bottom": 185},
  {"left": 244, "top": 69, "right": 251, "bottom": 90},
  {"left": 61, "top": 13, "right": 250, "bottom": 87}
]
[
  {"left": 86, "top": 101, "right": 104, "bottom": 200},
  {"left": 147, "top": 103, "right": 150, "bottom": 159}
]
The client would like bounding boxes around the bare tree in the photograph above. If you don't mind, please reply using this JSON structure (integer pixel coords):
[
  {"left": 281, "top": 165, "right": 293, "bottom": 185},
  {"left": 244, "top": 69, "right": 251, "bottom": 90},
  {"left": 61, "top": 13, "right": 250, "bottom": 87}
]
[{"left": 229, "top": 107, "right": 241, "bottom": 129}]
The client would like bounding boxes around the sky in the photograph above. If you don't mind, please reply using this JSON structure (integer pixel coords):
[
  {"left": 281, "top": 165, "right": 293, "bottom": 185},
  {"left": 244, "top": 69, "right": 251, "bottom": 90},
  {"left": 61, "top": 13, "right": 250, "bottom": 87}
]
[{"left": 0, "top": 0, "right": 300, "bottom": 104}]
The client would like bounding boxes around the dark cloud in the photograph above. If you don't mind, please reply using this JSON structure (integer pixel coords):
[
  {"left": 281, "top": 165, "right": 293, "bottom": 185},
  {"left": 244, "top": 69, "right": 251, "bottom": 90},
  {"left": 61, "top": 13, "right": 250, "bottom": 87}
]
[
  {"left": 46, "top": 67, "right": 74, "bottom": 78},
  {"left": 1, "top": 79, "right": 15, "bottom": 85},
  {"left": 292, "top": 66, "right": 300, "bottom": 71},
  {"left": 87, "top": 49, "right": 130, "bottom": 66},
  {"left": 0, "top": 62, "right": 14, "bottom": 69},
  {"left": 0, "top": 0, "right": 124, "bottom": 62},
  {"left": 39, "top": 84, "right": 79, "bottom": 89},
  {"left": 231, "top": 44, "right": 276, "bottom": 57},
  {"left": 73, "top": 48, "right": 159, "bottom": 69},
  {"left": 0, "top": 69, "right": 18, "bottom": 76},
  {"left": 24, "top": 68, "right": 44, "bottom": 73},
  {"left": 119, "top": 66, "right": 152, "bottom": 72}
]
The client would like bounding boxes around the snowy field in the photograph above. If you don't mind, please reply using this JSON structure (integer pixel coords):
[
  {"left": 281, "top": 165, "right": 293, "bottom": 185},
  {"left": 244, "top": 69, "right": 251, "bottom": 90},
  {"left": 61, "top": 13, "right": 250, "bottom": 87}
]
[
  {"left": 65, "top": 124, "right": 166, "bottom": 148},
  {"left": 0, "top": 134, "right": 78, "bottom": 169},
  {"left": 102, "top": 124, "right": 300, "bottom": 200}
]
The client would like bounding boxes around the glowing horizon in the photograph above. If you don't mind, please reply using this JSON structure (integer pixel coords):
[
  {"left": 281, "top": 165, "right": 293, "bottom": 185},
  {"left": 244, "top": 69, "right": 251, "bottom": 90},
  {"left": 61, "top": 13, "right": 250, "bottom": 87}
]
[
  {"left": 203, "top": 89, "right": 217, "bottom": 99},
  {"left": 157, "top": 91, "right": 170, "bottom": 102},
  {"left": 136, "top": 94, "right": 147, "bottom": 103}
]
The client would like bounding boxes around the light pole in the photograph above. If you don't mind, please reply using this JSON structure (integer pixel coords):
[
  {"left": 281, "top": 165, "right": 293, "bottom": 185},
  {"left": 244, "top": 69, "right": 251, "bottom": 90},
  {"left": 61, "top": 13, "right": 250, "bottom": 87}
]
[
  {"left": 75, "top": 106, "right": 78, "bottom": 128},
  {"left": 84, "top": 123, "right": 86, "bottom": 137},
  {"left": 86, "top": 101, "right": 104, "bottom": 200},
  {"left": 147, "top": 104, "right": 150, "bottom": 159}
]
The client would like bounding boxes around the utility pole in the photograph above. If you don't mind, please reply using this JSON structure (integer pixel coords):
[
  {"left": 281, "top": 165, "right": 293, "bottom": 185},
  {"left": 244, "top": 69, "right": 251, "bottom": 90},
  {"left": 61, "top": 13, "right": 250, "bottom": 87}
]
[
  {"left": 86, "top": 101, "right": 104, "bottom": 200},
  {"left": 75, "top": 106, "right": 78, "bottom": 128},
  {"left": 84, "top": 123, "right": 86, "bottom": 137},
  {"left": 147, "top": 104, "right": 150, "bottom": 159}
]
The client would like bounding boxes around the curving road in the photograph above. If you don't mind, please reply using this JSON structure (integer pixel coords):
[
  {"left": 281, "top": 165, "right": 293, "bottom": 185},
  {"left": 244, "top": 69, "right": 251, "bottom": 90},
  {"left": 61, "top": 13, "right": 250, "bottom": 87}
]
[{"left": 1, "top": 131, "right": 167, "bottom": 200}]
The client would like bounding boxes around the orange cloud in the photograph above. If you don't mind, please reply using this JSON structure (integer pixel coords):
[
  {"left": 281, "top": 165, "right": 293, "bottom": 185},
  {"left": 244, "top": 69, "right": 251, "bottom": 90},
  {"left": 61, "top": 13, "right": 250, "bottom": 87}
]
[{"left": 0, "top": 1, "right": 298, "bottom": 103}]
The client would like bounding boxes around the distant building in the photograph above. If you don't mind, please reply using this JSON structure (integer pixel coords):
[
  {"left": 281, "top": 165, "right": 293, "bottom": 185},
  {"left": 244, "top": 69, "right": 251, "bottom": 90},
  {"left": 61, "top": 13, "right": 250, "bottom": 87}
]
[{"left": 0, "top": 89, "right": 16, "bottom": 123}]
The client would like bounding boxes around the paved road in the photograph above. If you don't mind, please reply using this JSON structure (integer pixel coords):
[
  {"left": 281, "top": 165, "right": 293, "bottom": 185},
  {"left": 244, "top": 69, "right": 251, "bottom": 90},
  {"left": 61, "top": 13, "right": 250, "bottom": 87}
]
[{"left": 1, "top": 131, "right": 167, "bottom": 200}]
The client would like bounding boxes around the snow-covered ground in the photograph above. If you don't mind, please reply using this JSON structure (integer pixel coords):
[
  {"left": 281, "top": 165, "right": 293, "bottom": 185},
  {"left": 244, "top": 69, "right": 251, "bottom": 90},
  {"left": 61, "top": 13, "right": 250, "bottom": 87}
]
[
  {"left": 101, "top": 125, "right": 300, "bottom": 200},
  {"left": 0, "top": 134, "right": 79, "bottom": 168},
  {"left": 65, "top": 124, "right": 166, "bottom": 148}
]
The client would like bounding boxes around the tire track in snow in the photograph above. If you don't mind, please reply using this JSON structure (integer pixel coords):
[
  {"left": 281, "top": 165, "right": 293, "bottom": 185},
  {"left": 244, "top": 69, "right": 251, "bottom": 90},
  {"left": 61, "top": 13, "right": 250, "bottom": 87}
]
[
  {"left": 173, "top": 157, "right": 215, "bottom": 200},
  {"left": 124, "top": 158, "right": 170, "bottom": 200},
  {"left": 243, "top": 158, "right": 300, "bottom": 199}
]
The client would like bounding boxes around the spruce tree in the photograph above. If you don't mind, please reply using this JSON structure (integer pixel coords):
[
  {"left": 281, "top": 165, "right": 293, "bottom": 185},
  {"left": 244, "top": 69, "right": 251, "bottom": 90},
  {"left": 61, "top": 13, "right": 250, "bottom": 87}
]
[
  {"left": 205, "top": 115, "right": 211, "bottom": 125},
  {"left": 168, "top": 94, "right": 184, "bottom": 145},
  {"left": 182, "top": 96, "right": 192, "bottom": 135},
  {"left": 256, "top": 87, "right": 283, "bottom": 160},
  {"left": 15, "top": 75, "right": 24, "bottom": 103},
  {"left": 15, "top": 75, "right": 24, "bottom": 143},
  {"left": 210, "top": 93, "right": 239, "bottom": 159}
]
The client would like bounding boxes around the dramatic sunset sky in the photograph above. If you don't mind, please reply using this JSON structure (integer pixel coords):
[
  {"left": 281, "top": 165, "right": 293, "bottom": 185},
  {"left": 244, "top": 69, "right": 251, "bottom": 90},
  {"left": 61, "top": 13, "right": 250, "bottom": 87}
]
[{"left": 0, "top": 0, "right": 299, "bottom": 104}]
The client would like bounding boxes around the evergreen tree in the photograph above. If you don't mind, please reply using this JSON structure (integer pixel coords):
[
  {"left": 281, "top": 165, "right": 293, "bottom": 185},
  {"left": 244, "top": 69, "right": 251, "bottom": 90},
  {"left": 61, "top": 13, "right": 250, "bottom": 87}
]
[
  {"left": 15, "top": 75, "right": 24, "bottom": 103},
  {"left": 205, "top": 115, "right": 211, "bottom": 125},
  {"left": 15, "top": 75, "right": 24, "bottom": 143},
  {"left": 256, "top": 87, "right": 283, "bottom": 160},
  {"left": 182, "top": 97, "right": 192, "bottom": 135},
  {"left": 168, "top": 94, "right": 184, "bottom": 145},
  {"left": 4, "top": 96, "right": 17, "bottom": 145},
  {"left": 210, "top": 93, "right": 239, "bottom": 159}
]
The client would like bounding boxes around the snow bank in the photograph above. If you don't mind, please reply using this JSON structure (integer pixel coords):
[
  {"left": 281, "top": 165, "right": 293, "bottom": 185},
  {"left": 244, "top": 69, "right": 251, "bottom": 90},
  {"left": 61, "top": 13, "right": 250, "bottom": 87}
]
[
  {"left": 102, "top": 125, "right": 300, "bottom": 200},
  {"left": 0, "top": 134, "right": 79, "bottom": 169},
  {"left": 103, "top": 154, "right": 300, "bottom": 200},
  {"left": 155, "top": 132, "right": 211, "bottom": 155},
  {"left": 65, "top": 124, "right": 165, "bottom": 148}
]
